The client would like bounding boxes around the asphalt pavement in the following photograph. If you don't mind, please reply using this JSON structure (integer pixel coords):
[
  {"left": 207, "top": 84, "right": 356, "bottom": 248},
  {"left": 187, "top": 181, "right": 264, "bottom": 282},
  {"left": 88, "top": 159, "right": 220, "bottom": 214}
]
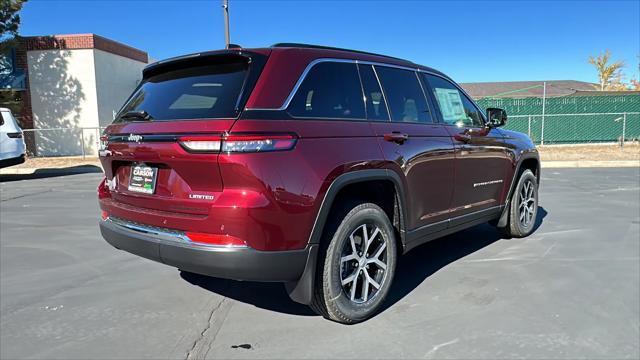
[{"left": 1, "top": 168, "right": 639, "bottom": 359}]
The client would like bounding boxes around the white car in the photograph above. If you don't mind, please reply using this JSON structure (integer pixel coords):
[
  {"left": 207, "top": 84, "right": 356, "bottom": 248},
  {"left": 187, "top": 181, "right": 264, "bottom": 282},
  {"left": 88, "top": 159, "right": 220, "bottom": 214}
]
[{"left": 0, "top": 107, "right": 26, "bottom": 168}]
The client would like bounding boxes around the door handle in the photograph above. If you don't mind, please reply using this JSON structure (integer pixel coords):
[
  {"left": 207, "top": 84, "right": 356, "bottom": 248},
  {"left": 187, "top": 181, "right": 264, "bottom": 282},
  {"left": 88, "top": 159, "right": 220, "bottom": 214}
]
[
  {"left": 384, "top": 132, "right": 409, "bottom": 144},
  {"left": 454, "top": 133, "right": 472, "bottom": 143}
]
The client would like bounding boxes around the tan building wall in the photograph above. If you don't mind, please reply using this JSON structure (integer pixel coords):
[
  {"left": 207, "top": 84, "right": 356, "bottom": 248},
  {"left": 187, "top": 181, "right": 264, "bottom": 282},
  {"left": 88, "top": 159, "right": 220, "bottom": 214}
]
[{"left": 22, "top": 34, "right": 149, "bottom": 156}]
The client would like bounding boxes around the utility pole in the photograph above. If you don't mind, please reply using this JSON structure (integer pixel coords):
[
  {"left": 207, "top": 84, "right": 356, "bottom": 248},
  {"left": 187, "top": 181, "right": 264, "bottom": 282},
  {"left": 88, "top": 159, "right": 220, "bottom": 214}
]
[
  {"left": 222, "top": 0, "right": 230, "bottom": 49},
  {"left": 540, "top": 81, "right": 546, "bottom": 146}
]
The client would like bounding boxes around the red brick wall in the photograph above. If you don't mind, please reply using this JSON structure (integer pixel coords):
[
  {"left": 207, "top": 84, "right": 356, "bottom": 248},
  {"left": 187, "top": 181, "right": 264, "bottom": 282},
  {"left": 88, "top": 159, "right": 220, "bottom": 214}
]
[
  {"left": 14, "top": 40, "right": 32, "bottom": 129},
  {"left": 23, "top": 34, "right": 148, "bottom": 63}
]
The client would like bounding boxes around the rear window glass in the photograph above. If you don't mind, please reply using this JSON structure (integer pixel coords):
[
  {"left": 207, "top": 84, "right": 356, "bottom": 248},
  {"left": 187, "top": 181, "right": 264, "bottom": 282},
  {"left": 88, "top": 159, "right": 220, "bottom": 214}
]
[
  {"left": 116, "top": 62, "right": 248, "bottom": 121},
  {"left": 288, "top": 62, "right": 365, "bottom": 120}
]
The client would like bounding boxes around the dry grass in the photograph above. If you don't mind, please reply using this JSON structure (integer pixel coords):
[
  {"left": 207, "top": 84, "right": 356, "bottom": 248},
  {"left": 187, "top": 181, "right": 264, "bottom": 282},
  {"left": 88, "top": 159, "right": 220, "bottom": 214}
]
[{"left": 538, "top": 143, "right": 640, "bottom": 161}]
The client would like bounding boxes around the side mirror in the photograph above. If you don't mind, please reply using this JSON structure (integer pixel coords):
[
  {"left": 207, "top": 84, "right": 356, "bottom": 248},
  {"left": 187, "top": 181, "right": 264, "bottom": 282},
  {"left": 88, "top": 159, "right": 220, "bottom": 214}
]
[{"left": 486, "top": 108, "right": 507, "bottom": 128}]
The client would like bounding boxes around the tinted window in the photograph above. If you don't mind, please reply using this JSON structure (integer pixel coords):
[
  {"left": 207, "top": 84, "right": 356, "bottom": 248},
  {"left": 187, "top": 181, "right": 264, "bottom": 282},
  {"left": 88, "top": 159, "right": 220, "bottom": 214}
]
[
  {"left": 375, "top": 67, "right": 432, "bottom": 123},
  {"left": 117, "top": 62, "right": 248, "bottom": 121},
  {"left": 288, "top": 62, "right": 365, "bottom": 119},
  {"left": 423, "top": 74, "right": 484, "bottom": 127},
  {"left": 358, "top": 64, "right": 389, "bottom": 121}
]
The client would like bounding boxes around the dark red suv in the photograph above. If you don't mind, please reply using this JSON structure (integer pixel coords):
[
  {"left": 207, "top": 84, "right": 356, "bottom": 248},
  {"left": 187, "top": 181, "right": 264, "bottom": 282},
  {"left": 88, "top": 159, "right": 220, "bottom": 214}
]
[{"left": 98, "top": 44, "right": 540, "bottom": 323}]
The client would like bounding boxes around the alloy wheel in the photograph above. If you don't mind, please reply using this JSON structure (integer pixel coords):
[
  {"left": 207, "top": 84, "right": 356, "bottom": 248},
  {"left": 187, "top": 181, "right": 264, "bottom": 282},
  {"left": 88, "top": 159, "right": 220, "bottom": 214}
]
[
  {"left": 518, "top": 179, "right": 536, "bottom": 227},
  {"left": 340, "top": 223, "right": 388, "bottom": 304}
]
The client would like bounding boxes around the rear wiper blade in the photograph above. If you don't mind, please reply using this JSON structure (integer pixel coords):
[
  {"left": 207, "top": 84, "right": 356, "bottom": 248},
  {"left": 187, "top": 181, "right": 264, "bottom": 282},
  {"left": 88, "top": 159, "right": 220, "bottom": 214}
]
[{"left": 120, "top": 110, "right": 153, "bottom": 121}]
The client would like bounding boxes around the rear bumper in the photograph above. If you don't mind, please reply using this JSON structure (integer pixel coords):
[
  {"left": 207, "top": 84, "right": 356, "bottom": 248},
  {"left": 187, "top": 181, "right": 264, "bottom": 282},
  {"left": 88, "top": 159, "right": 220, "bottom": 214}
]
[
  {"left": 0, "top": 154, "right": 25, "bottom": 169},
  {"left": 99, "top": 218, "right": 312, "bottom": 282}
]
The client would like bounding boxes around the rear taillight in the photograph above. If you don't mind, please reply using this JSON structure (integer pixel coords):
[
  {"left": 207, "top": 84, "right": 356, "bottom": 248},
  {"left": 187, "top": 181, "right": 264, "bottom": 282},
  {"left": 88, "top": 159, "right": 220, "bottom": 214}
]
[
  {"left": 97, "top": 177, "right": 111, "bottom": 199},
  {"left": 185, "top": 232, "right": 247, "bottom": 247},
  {"left": 178, "top": 134, "right": 297, "bottom": 154},
  {"left": 222, "top": 134, "right": 297, "bottom": 153},
  {"left": 178, "top": 136, "right": 222, "bottom": 153},
  {"left": 7, "top": 132, "right": 22, "bottom": 139},
  {"left": 99, "top": 135, "right": 108, "bottom": 151}
]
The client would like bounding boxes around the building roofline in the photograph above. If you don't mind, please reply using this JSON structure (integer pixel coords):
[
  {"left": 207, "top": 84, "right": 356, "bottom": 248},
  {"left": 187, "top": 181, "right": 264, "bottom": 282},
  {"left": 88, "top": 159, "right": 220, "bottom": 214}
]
[{"left": 22, "top": 33, "right": 148, "bottom": 63}]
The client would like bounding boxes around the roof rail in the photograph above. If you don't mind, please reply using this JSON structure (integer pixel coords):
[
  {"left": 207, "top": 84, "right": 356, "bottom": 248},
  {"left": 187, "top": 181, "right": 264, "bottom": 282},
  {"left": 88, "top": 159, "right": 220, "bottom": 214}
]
[{"left": 271, "top": 43, "right": 407, "bottom": 62}]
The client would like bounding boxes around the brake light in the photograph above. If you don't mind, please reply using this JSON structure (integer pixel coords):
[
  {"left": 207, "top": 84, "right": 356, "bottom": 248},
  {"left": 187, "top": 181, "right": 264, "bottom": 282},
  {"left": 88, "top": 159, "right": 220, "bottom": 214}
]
[
  {"left": 185, "top": 232, "right": 247, "bottom": 247},
  {"left": 222, "top": 134, "right": 297, "bottom": 153},
  {"left": 99, "top": 135, "right": 108, "bottom": 151},
  {"left": 178, "top": 136, "right": 222, "bottom": 153},
  {"left": 7, "top": 132, "right": 22, "bottom": 139},
  {"left": 178, "top": 134, "right": 297, "bottom": 153}
]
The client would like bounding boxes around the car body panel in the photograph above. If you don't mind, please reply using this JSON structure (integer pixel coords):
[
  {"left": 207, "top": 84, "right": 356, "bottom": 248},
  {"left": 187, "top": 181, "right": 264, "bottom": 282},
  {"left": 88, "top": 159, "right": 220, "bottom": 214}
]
[
  {"left": 371, "top": 122, "right": 455, "bottom": 229},
  {"left": 0, "top": 108, "right": 26, "bottom": 163}
]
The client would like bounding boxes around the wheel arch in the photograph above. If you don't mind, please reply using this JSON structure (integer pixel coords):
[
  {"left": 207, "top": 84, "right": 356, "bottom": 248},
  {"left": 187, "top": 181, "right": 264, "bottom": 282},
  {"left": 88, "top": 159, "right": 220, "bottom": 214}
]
[
  {"left": 308, "top": 169, "right": 408, "bottom": 249},
  {"left": 285, "top": 169, "right": 408, "bottom": 305},
  {"left": 497, "top": 152, "right": 540, "bottom": 228}
]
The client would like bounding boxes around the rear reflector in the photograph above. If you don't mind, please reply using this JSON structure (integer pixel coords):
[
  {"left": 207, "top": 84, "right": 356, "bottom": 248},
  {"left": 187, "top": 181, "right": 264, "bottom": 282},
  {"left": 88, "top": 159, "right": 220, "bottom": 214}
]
[
  {"left": 101, "top": 210, "right": 109, "bottom": 221},
  {"left": 185, "top": 232, "right": 247, "bottom": 247}
]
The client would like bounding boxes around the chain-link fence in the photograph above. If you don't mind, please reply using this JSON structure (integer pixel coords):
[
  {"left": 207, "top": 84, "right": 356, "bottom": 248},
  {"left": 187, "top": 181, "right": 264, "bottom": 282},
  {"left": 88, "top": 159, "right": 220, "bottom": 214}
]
[
  {"left": 503, "top": 112, "right": 639, "bottom": 145},
  {"left": 476, "top": 93, "right": 639, "bottom": 144},
  {"left": 22, "top": 127, "right": 104, "bottom": 158}
]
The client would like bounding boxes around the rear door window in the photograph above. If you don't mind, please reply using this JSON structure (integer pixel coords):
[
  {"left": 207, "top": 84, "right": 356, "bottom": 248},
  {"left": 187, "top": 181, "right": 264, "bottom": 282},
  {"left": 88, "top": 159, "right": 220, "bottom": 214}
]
[
  {"left": 358, "top": 64, "right": 389, "bottom": 121},
  {"left": 375, "top": 66, "right": 433, "bottom": 123},
  {"left": 117, "top": 62, "right": 249, "bottom": 121},
  {"left": 288, "top": 62, "right": 365, "bottom": 120},
  {"left": 423, "top": 74, "right": 484, "bottom": 127}
]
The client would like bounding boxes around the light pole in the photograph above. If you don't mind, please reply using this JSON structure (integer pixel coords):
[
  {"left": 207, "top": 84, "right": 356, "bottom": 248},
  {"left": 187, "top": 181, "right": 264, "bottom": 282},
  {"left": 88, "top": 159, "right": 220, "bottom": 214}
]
[
  {"left": 222, "top": 0, "right": 230, "bottom": 49},
  {"left": 540, "top": 81, "right": 546, "bottom": 146}
]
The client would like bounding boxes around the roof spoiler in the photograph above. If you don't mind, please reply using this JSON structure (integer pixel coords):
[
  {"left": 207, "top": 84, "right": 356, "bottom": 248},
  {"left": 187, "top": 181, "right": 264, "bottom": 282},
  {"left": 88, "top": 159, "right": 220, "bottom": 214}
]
[{"left": 142, "top": 50, "right": 258, "bottom": 79}]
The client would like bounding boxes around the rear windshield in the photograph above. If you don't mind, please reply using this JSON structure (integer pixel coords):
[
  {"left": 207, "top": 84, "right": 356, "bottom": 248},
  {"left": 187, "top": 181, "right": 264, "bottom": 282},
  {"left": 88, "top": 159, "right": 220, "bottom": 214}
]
[{"left": 116, "top": 62, "right": 249, "bottom": 122}]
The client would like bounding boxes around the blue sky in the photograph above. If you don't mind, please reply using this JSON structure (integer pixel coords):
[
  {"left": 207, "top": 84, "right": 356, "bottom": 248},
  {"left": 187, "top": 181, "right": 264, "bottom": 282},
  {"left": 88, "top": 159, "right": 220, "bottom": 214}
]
[{"left": 20, "top": 0, "right": 640, "bottom": 83}]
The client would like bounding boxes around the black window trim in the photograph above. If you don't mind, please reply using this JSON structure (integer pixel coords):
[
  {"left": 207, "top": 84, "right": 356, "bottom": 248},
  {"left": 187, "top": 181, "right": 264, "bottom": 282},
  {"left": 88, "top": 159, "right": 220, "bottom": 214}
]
[
  {"left": 248, "top": 57, "right": 486, "bottom": 126},
  {"left": 369, "top": 65, "right": 392, "bottom": 122}
]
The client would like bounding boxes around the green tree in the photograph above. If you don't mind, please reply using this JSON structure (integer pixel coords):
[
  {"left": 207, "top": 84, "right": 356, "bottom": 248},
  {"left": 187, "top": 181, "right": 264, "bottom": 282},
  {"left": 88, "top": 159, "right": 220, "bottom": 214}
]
[
  {"left": 0, "top": 0, "right": 27, "bottom": 55},
  {"left": 0, "top": 0, "right": 28, "bottom": 121},
  {"left": 588, "top": 50, "right": 626, "bottom": 91}
]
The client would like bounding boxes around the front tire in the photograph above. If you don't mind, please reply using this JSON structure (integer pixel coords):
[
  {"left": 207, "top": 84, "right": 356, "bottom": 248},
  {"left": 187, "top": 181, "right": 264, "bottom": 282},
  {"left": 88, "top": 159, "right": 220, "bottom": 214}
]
[
  {"left": 499, "top": 169, "right": 539, "bottom": 238},
  {"left": 310, "top": 203, "right": 397, "bottom": 324}
]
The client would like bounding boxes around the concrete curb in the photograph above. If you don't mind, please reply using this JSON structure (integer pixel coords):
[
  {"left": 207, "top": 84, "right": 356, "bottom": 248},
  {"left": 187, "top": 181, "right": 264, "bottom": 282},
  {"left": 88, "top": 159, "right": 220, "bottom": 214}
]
[
  {"left": 541, "top": 160, "right": 640, "bottom": 168},
  {"left": 0, "top": 166, "right": 104, "bottom": 175},
  {"left": 2, "top": 161, "right": 638, "bottom": 176}
]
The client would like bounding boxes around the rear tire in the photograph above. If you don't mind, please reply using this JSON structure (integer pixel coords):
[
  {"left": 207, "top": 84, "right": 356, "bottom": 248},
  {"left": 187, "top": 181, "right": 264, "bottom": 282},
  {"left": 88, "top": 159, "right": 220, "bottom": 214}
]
[
  {"left": 310, "top": 203, "right": 397, "bottom": 324},
  {"left": 498, "top": 169, "right": 538, "bottom": 238}
]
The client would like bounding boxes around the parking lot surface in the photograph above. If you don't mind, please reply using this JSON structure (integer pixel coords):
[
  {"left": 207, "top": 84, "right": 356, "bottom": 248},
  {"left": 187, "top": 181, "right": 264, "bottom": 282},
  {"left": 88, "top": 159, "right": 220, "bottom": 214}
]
[{"left": 1, "top": 168, "right": 639, "bottom": 359}]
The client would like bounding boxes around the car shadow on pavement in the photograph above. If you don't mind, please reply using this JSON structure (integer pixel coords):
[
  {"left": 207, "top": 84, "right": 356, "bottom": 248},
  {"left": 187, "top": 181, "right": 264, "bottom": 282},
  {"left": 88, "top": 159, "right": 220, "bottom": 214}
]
[
  {"left": 180, "top": 207, "right": 548, "bottom": 318},
  {"left": 180, "top": 271, "right": 318, "bottom": 316}
]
